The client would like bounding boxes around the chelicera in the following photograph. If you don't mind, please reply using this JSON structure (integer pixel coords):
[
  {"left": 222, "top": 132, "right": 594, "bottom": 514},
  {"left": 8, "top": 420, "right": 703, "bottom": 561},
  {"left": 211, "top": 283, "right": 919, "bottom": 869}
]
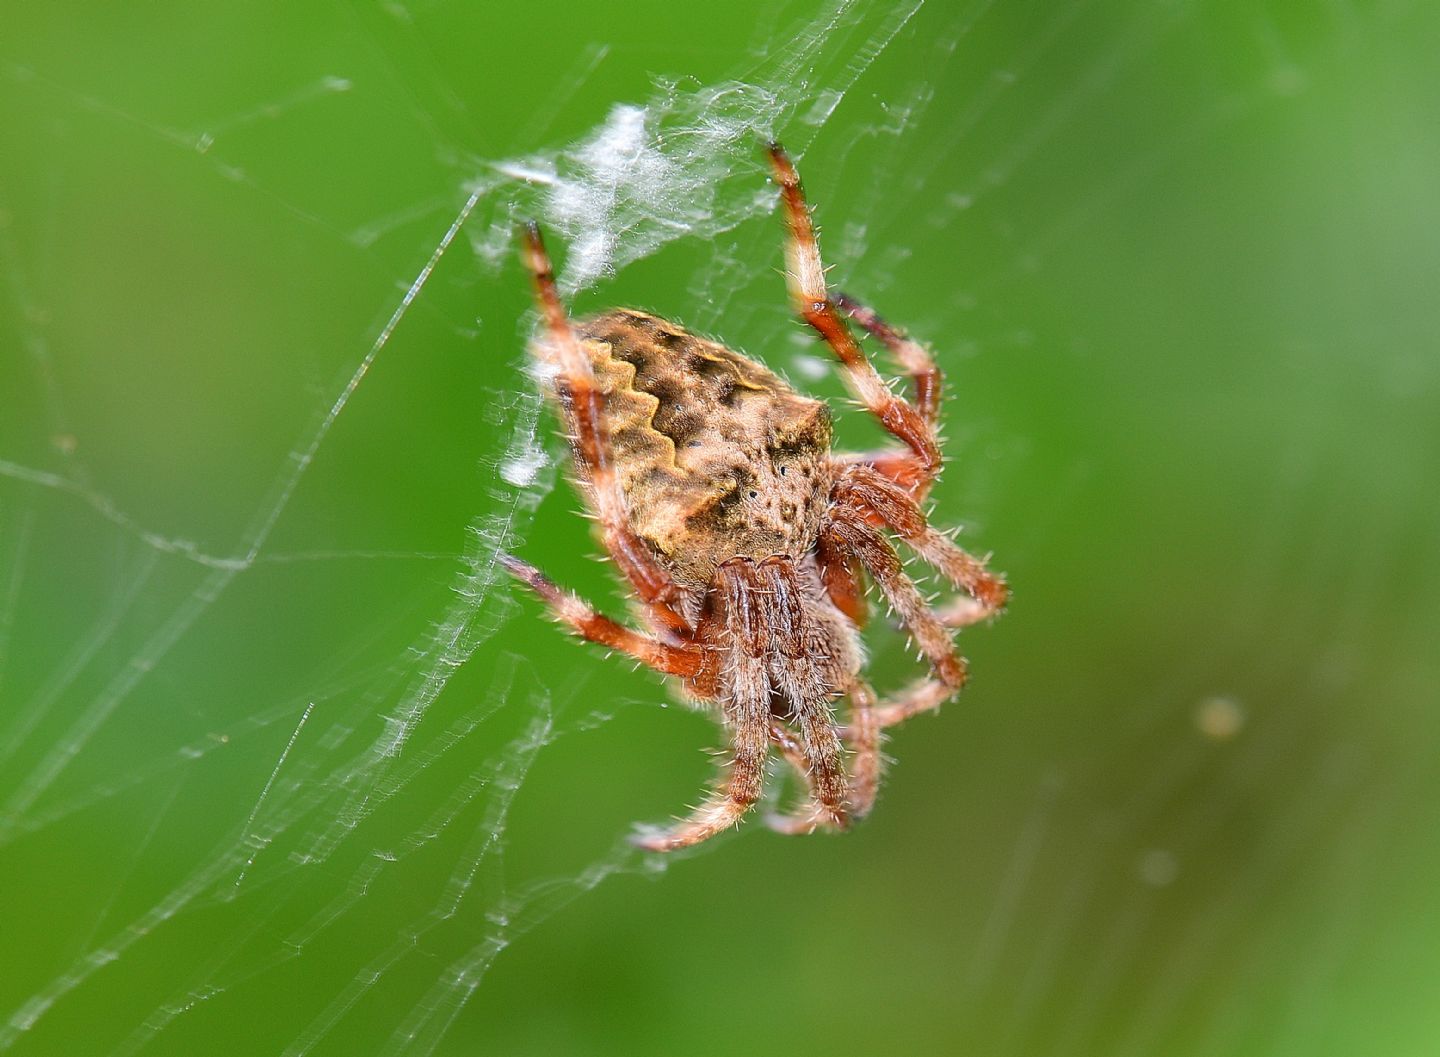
[{"left": 502, "top": 144, "right": 1007, "bottom": 852}]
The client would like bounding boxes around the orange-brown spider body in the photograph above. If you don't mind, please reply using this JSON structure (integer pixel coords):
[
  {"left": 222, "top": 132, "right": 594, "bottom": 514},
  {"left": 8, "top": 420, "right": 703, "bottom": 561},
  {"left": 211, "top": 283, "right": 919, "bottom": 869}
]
[{"left": 503, "top": 145, "right": 1008, "bottom": 852}]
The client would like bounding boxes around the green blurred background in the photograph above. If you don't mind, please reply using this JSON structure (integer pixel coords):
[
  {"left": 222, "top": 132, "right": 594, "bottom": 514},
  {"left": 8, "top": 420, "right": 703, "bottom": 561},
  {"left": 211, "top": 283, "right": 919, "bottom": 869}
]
[{"left": 2, "top": 1, "right": 1438, "bottom": 1055}]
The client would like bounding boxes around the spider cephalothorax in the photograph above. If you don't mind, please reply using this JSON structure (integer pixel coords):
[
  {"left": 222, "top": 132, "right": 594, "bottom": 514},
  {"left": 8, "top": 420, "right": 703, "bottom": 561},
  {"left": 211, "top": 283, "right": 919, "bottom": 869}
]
[{"left": 502, "top": 145, "right": 1007, "bottom": 851}]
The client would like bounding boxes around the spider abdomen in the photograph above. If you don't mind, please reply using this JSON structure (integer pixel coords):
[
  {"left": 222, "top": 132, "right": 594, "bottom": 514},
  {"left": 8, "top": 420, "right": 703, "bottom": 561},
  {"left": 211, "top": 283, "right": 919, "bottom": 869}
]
[{"left": 564, "top": 309, "right": 835, "bottom": 587}]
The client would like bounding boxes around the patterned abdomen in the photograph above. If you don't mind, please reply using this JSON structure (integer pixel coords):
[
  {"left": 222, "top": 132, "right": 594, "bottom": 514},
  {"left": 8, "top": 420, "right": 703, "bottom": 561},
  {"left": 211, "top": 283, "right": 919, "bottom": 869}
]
[{"left": 563, "top": 309, "right": 834, "bottom": 587}]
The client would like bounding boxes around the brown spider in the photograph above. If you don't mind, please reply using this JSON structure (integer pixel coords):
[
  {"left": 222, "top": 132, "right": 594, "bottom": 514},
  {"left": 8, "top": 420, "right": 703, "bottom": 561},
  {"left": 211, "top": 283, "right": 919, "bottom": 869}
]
[{"left": 501, "top": 144, "right": 1007, "bottom": 852}]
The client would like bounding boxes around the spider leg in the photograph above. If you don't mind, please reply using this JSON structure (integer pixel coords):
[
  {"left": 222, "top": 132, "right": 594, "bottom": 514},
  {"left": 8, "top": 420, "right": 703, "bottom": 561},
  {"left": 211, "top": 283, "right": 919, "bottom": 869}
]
[
  {"left": 631, "top": 562, "right": 770, "bottom": 851},
  {"left": 834, "top": 293, "right": 942, "bottom": 424},
  {"left": 764, "top": 720, "right": 836, "bottom": 835},
  {"left": 816, "top": 527, "right": 868, "bottom": 627},
  {"left": 754, "top": 558, "right": 848, "bottom": 836},
  {"left": 519, "top": 225, "right": 692, "bottom": 636},
  {"left": 825, "top": 511, "right": 968, "bottom": 692},
  {"left": 839, "top": 449, "right": 936, "bottom": 500},
  {"left": 772, "top": 678, "right": 886, "bottom": 826},
  {"left": 631, "top": 688, "right": 768, "bottom": 852},
  {"left": 778, "top": 675, "right": 939, "bottom": 823},
  {"left": 767, "top": 145, "right": 941, "bottom": 488},
  {"left": 500, "top": 555, "right": 703, "bottom": 680},
  {"left": 843, "top": 679, "right": 885, "bottom": 818},
  {"left": 835, "top": 463, "right": 1009, "bottom": 621},
  {"left": 841, "top": 678, "right": 954, "bottom": 735},
  {"left": 833, "top": 294, "right": 945, "bottom": 498},
  {"left": 770, "top": 678, "right": 889, "bottom": 829},
  {"left": 755, "top": 558, "right": 848, "bottom": 828},
  {"left": 937, "top": 596, "right": 1003, "bottom": 630}
]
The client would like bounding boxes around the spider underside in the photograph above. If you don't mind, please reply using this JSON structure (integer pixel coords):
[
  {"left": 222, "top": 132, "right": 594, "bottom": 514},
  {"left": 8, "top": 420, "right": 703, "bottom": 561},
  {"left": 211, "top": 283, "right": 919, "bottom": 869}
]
[{"left": 502, "top": 145, "right": 1007, "bottom": 852}]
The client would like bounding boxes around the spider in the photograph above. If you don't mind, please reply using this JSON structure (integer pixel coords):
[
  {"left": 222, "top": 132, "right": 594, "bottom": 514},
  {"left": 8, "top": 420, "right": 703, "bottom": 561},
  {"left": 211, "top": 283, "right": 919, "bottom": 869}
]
[{"left": 501, "top": 144, "right": 1007, "bottom": 852}]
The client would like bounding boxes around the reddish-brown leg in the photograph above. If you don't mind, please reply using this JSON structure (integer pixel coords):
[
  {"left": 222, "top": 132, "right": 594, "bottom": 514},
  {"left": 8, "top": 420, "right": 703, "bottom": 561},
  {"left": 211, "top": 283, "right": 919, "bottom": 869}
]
[
  {"left": 834, "top": 463, "right": 1009, "bottom": 620},
  {"left": 631, "top": 561, "right": 771, "bottom": 852},
  {"left": 764, "top": 721, "right": 838, "bottom": 836},
  {"left": 843, "top": 678, "right": 954, "bottom": 733},
  {"left": 816, "top": 527, "right": 869, "bottom": 628},
  {"left": 753, "top": 558, "right": 848, "bottom": 830},
  {"left": 768, "top": 145, "right": 942, "bottom": 488},
  {"left": 500, "top": 555, "right": 705, "bottom": 682},
  {"left": 937, "top": 597, "right": 1002, "bottom": 630},
  {"left": 520, "top": 225, "right": 691, "bottom": 637},
  {"left": 833, "top": 293, "right": 946, "bottom": 497},
  {"left": 842, "top": 679, "right": 885, "bottom": 819},
  {"left": 770, "top": 676, "right": 889, "bottom": 828},
  {"left": 824, "top": 510, "right": 969, "bottom": 693},
  {"left": 778, "top": 676, "right": 921, "bottom": 819},
  {"left": 834, "top": 293, "right": 942, "bottom": 424},
  {"left": 874, "top": 679, "right": 953, "bottom": 728}
]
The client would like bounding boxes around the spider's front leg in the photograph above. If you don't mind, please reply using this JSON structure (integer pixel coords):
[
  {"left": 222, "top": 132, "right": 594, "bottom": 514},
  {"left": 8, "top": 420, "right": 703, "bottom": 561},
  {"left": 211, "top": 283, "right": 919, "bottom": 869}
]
[
  {"left": 499, "top": 555, "right": 704, "bottom": 679},
  {"left": 633, "top": 558, "right": 848, "bottom": 850},
  {"left": 631, "top": 560, "right": 771, "bottom": 852},
  {"left": 520, "top": 225, "right": 692, "bottom": 637},
  {"left": 767, "top": 145, "right": 942, "bottom": 490},
  {"left": 768, "top": 679, "right": 881, "bottom": 830},
  {"left": 834, "top": 294, "right": 942, "bottom": 424}
]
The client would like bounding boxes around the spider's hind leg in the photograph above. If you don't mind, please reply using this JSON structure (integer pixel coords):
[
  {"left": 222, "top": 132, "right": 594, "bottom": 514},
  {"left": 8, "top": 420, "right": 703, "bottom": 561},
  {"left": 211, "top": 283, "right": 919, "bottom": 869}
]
[
  {"left": 768, "top": 145, "right": 941, "bottom": 490},
  {"left": 630, "top": 561, "right": 771, "bottom": 852}
]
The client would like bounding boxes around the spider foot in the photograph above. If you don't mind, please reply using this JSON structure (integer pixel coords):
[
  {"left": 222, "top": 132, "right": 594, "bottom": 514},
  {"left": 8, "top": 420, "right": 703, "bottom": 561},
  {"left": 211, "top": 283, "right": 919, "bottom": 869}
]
[
  {"left": 628, "top": 823, "right": 690, "bottom": 854},
  {"left": 628, "top": 819, "right": 737, "bottom": 854},
  {"left": 627, "top": 793, "right": 758, "bottom": 852},
  {"left": 937, "top": 597, "right": 990, "bottom": 628},
  {"left": 765, "top": 803, "right": 849, "bottom": 837}
]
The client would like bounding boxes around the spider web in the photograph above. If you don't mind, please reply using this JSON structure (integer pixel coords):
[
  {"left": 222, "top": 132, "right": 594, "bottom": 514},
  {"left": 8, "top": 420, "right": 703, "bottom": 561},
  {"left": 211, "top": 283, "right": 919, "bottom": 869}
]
[{"left": 3, "top": 1, "right": 1439, "bottom": 1055}]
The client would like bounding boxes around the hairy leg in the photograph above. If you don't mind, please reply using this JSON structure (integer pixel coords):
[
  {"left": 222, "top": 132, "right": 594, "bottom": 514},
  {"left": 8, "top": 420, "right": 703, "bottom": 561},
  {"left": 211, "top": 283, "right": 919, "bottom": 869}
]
[
  {"left": 833, "top": 293, "right": 946, "bottom": 498},
  {"left": 816, "top": 527, "right": 869, "bottom": 627},
  {"left": 842, "top": 679, "right": 885, "bottom": 819},
  {"left": 769, "top": 677, "right": 889, "bottom": 829},
  {"left": 767, "top": 145, "right": 941, "bottom": 488},
  {"left": 753, "top": 558, "right": 848, "bottom": 830},
  {"left": 834, "top": 293, "right": 942, "bottom": 423},
  {"left": 631, "top": 561, "right": 770, "bottom": 851},
  {"left": 775, "top": 675, "right": 920, "bottom": 823},
  {"left": 520, "top": 224, "right": 691, "bottom": 636},
  {"left": 499, "top": 555, "right": 704, "bottom": 683},
  {"left": 834, "top": 463, "right": 1009, "bottom": 618},
  {"left": 824, "top": 511, "right": 969, "bottom": 692},
  {"left": 843, "top": 678, "right": 954, "bottom": 733},
  {"left": 764, "top": 720, "right": 837, "bottom": 835}
]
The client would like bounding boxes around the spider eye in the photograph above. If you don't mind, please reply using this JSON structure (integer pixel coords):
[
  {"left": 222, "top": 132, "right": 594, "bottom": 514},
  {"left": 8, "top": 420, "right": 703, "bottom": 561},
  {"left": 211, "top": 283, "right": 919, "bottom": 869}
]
[
  {"left": 748, "top": 490, "right": 759, "bottom": 499},
  {"left": 778, "top": 465, "right": 788, "bottom": 476}
]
